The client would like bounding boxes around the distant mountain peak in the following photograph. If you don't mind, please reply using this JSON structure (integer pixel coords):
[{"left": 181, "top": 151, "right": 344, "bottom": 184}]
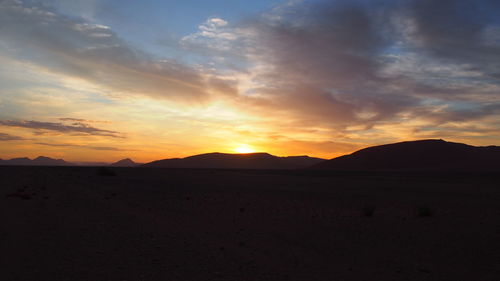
[
  {"left": 11, "top": 157, "right": 31, "bottom": 161},
  {"left": 34, "top": 156, "right": 64, "bottom": 161},
  {"left": 0, "top": 156, "right": 71, "bottom": 166},
  {"left": 35, "top": 156, "right": 50, "bottom": 160},
  {"left": 143, "top": 152, "right": 325, "bottom": 169},
  {"left": 110, "top": 158, "right": 139, "bottom": 167}
]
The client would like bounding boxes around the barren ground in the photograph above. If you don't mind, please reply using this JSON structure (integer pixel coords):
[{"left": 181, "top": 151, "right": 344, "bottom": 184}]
[{"left": 1, "top": 166, "right": 500, "bottom": 281}]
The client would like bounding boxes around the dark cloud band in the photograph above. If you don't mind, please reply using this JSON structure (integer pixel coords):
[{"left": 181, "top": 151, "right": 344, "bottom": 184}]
[{"left": 0, "top": 120, "right": 123, "bottom": 138}]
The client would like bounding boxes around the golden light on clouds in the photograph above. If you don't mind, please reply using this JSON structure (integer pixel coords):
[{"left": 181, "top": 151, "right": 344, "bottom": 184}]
[{"left": 1, "top": 0, "right": 499, "bottom": 163}]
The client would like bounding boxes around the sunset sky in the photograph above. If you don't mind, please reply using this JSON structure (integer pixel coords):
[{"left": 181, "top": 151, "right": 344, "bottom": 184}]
[{"left": 1, "top": 0, "right": 500, "bottom": 162}]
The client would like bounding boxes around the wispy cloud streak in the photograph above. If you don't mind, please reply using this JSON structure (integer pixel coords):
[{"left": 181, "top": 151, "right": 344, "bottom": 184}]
[
  {"left": 0, "top": 132, "right": 27, "bottom": 141},
  {"left": 0, "top": 120, "right": 123, "bottom": 138},
  {"left": 35, "top": 142, "right": 129, "bottom": 151}
]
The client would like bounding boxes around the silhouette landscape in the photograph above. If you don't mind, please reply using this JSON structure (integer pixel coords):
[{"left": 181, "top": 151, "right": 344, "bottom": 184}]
[
  {"left": 1, "top": 0, "right": 500, "bottom": 280},
  {"left": 2, "top": 139, "right": 498, "bottom": 171},
  {"left": 2, "top": 139, "right": 500, "bottom": 280}
]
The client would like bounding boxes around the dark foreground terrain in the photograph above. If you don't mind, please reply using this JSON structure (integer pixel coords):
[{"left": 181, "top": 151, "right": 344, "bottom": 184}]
[{"left": 1, "top": 166, "right": 500, "bottom": 281}]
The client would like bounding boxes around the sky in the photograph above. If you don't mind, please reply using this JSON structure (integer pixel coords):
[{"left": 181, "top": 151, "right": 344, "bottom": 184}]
[{"left": 1, "top": 0, "right": 500, "bottom": 162}]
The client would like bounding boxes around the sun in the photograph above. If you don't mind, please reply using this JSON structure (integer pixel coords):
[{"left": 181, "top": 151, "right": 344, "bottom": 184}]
[{"left": 233, "top": 146, "right": 255, "bottom": 154}]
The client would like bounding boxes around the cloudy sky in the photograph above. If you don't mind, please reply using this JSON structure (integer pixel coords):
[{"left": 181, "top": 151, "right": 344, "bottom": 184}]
[{"left": 1, "top": 0, "right": 499, "bottom": 162}]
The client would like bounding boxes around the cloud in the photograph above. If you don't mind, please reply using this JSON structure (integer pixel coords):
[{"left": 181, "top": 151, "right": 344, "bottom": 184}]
[
  {"left": 58, "top": 117, "right": 110, "bottom": 123},
  {"left": 226, "top": 1, "right": 416, "bottom": 129},
  {"left": 407, "top": 0, "right": 500, "bottom": 71},
  {"left": 183, "top": 2, "right": 407, "bottom": 129},
  {"left": 0, "top": 119, "right": 123, "bottom": 138},
  {"left": 35, "top": 142, "right": 130, "bottom": 151},
  {"left": 177, "top": 0, "right": 500, "bottom": 140},
  {"left": 1, "top": 0, "right": 500, "bottom": 156},
  {"left": 0, "top": 0, "right": 235, "bottom": 103},
  {"left": 181, "top": 17, "right": 242, "bottom": 54},
  {"left": 0, "top": 132, "right": 27, "bottom": 141}
]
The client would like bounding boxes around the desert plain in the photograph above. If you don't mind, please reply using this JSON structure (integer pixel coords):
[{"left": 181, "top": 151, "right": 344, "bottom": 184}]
[{"left": 1, "top": 166, "right": 500, "bottom": 281}]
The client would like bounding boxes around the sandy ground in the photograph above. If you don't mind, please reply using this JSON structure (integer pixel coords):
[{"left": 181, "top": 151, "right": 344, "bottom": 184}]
[{"left": 1, "top": 166, "right": 500, "bottom": 281}]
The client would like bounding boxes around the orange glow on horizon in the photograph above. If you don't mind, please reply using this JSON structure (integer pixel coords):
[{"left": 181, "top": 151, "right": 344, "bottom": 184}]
[{"left": 233, "top": 146, "right": 255, "bottom": 154}]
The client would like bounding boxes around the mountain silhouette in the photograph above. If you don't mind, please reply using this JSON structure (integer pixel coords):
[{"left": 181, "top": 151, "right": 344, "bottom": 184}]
[
  {"left": 4, "top": 157, "right": 32, "bottom": 165},
  {"left": 0, "top": 156, "right": 72, "bottom": 166},
  {"left": 110, "top": 158, "right": 139, "bottom": 167},
  {"left": 311, "top": 139, "right": 500, "bottom": 171},
  {"left": 143, "top": 152, "right": 325, "bottom": 169}
]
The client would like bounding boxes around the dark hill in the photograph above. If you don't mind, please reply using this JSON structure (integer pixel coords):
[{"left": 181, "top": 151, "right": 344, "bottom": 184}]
[
  {"left": 33, "top": 156, "right": 71, "bottom": 166},
  {"left": 0, "top": 156, "right": 72, "bottom": 166},
  {"left": 143, "top": 152, "right": 325, "bottom": 169},
  {"left": 110, "top": 158, "right": 139, "bottom": 167},
  {"left": 311, "top": 139, "right": 500, "bottom": 171},
  {"left": 6, "top": 157, "right": 32, "bottom": 165}
]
